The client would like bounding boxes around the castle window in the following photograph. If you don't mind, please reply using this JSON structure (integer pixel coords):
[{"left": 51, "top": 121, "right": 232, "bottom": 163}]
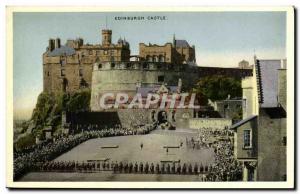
[
  {"left": 143, "top": 63, "right": 148, "bottom": 69},
  {"left": 158, "top": 75, "right": 164, "bottom": 82},
  {"left": 110, "top": 56, "right": 115, "bottom": 62},
  {"left": 159, "top": 55, "right": 165, "bottom": 62},
  {"left": 243, "top": 129, "right": 252, "bottom": 148},
  {"left": 146, "top": 55, "right": 152, "bottom": 62},
  {"left": 61, "top": 69, "right": 65, "bottom": 77},
  {"left": 153, "top": 56, "right": 157, "bottom": 62},
  {"left": 79, "top": 69, "right": 83, "bottom": 77},
  {"left": 47, "top": 71, "right": 50, "bottom": 76},
  {"left": 61, "top": 59, "right": 66, "bottom": 66},
  {"left": 98, "top": 64, "right": 102, "bottom": 69},
  {"left": 104, "top": 50, "right": 108, "bottom": 55}
]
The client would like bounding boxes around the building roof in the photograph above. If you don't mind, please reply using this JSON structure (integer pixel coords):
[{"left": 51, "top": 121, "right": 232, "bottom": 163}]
[
  {"left": 137, "top": 87, "right": 158, "bottom": 97},
  {"left": 175, "top": 40, "right": 190, "bottom": 47},
  {"left": 230, "top": 115, "right": 257, "bottom": 129},
  {"left": 48, "top": 46, "right": 76, "bottom": 57},
  {"left": 256, "top": 59, "right": 281, "bottom": 108}
]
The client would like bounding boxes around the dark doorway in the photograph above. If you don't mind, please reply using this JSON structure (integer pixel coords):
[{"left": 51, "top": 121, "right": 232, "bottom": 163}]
[{"left": 157, "top": 111, "right": 168, "bottom": 124}]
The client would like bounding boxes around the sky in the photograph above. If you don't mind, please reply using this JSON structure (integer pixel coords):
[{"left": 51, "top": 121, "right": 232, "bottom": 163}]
[{"left": 13, "top": 11, "right": 286, "bottom": 120}]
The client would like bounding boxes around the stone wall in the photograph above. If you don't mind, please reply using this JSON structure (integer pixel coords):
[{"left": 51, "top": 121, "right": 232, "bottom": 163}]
[
  {"left": 189, "top": 118, "right": 232, "bottom": 130},
  {"left": 235, "top": 117, "right": 258, "bottom": 160},
  {"left": 90, "top": 62, "right": 199, "bottom": 111},
  {"left": 117, "top": 109, "right": 150, "bottom": 128},
  {"left": 278, "top": 69, "right": 287, "bottom": 111},
  {"left": 257, "top": 108, "right": 286, "bottom": 181},
  {"left": 43, "top": 60, "right": 92, "bottom": 93}
]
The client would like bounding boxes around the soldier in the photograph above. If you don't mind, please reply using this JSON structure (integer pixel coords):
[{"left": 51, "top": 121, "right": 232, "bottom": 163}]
[
  {"left": 188, "top": 163, "right": 193, "bottom": 174},
  {"left": 161, "top": 163, "right": 165, "bottom": 174},
  {"left": 119, "top": 161, "right": 123, "bottom": 173},
  {"left": 129, "top": 162, "right": 133, "bottom": 173},
  {"left": 134, "top": 162, "right": 138, "bottom": 173},
  {"left": 171, "top": 163, "right": 176, "bottom": 174},
  {"left": 124, "top": 163, "right": 128, "bottom": 173},
  {"left": 150, "top": 163, "right": 154, "bottom": 174},
  {"left": 144, "top": 162, "right": 149, "bottom": 174},
  {"left": 200, "top": 163, "right": 204, "bottom": 173},
  {"left": 194, "top": 163, "right": 198, "bottom": 175},
  {"left": 166, "top": 163, "right": 170, "bottom": 174},
  {"left": 139, "top": 162, "right": 144, "bottom": 173},
  {"left": 177, "top": 164, "right": 181, "bottom": 174},
  {"left": 205, "top": 165, "right": 208, "bottom": 172},
  {"left": 182, "top": 163, "right": 187, "bottom": 174},
  {"left": 155, "top": 163, "right": 160, "bottom": 174}
]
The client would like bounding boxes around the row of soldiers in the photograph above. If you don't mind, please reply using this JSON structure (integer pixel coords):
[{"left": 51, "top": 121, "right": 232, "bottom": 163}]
[{"left": 40, "top": 161, "right": 213, "bottom": 175}]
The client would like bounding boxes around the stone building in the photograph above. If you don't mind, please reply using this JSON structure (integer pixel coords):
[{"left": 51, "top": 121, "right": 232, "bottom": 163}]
[
  {"left": 231, "top": 57, "right": 287, "bottom": 181},
  {"left": 43, "top": 29, "right": 130, "bottom": 93},
  {"left": 139, "top": 35, "right": 196, "bottom": 65}
]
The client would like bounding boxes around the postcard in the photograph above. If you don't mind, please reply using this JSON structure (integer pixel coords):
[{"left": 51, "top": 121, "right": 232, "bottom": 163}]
[{"left": 7, "top": 6, "right": 295, "bottom": 189}]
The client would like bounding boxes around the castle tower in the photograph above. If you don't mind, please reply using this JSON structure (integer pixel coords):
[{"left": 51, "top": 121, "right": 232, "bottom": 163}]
[{"left": 102, "top": 29, "right": 112, "bottom": 46}]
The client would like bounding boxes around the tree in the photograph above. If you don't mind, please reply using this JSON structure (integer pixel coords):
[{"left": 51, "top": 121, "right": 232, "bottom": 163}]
[{"left": 192, "top": 75, "right": 242, "bottom": 104}]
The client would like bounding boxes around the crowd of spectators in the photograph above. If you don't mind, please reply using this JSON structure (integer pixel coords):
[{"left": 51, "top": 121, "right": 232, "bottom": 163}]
[
  {"left": 13, "top": 124, "right": 156, "bottom": 180},
  {"left": 14, "top": 124, "right": 243, "bottom": 181}
]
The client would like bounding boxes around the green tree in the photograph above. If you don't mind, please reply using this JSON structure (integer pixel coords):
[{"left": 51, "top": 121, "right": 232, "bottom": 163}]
[{"left": 192, "top": 75, "right": 242, "bottom": 104}]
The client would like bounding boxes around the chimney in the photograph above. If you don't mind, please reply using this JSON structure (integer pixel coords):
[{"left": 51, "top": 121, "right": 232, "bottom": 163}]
[
  {"left": 281, "top": 59, "right": 287, "bottom": 69},
  {"left": 55, "top": 38, "right": 61, "bottom": 48},
  {"left": 48, "top": 39, "right": 55, "bottom": 51}
]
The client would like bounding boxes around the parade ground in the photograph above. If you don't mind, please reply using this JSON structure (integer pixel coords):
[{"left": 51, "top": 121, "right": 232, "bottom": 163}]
[{"left": 20, "top": 128, "right": 216, "bottom": 181}]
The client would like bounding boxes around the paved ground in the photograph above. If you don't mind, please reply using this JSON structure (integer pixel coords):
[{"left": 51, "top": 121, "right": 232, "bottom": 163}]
[{"left": 19, "top": 128, "right": 215, "bottom": 182}]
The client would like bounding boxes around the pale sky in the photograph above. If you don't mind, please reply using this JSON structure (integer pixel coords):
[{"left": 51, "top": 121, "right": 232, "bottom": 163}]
[{"left": 13, "top": 12, "right": 286, "bottom": 120}]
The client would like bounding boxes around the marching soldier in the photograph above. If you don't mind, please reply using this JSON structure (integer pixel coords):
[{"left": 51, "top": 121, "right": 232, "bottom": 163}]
[
  {"left": 139, "top": 162, "right": 144, "bottom": 173},
  {"left": 155, "top": 163, "right": 160, "bottom": 174}
]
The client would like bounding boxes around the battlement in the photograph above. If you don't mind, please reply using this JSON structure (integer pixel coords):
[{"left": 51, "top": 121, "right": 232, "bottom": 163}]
[{"left": 93, "top": 61, "right": 197, "bottom": 72}]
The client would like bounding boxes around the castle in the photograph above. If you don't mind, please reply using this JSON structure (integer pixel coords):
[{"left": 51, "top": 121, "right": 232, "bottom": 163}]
[{"left": 43, "top": 28, "right": 251, "bottom": 95}]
